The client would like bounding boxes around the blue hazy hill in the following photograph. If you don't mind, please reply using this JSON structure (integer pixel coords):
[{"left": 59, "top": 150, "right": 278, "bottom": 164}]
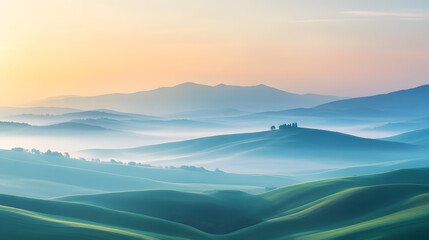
[
  {"left": 0, "top": 149, "right": 298, "bottom": 198},
  {"left": 169, "top": 108, "right": 249, "bottom": 118},
  {"left": 3, "top": 109, "right": 223, "bottom": 133},
  {"left": 383, "top": 128, "right": 429, "bottom": 146},
  {"left": 252, "top": 85, "right": 429, "bottom": 119},
  {"left": 5, "top": 110, "right": 159, "bottom": 124},
  {"left": 84, "top": 127, "right": 424, "bottom": 174},
  {"left": 0, "top": 106, "right": 81, "bottom": 117},
  {"left": 70, "top": 118, "right": 224, "bottom": 131},
  {"left": 0, "top": 121, "right": 123, "bottom": 136},
  {"left": 367, "top": 116, "right": 429, "bottom": 134}
]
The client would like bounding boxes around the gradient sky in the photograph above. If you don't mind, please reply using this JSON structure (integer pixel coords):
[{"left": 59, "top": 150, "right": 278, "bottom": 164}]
[{"left": 1, "top": 0, "right": 428, "bottom": 106}]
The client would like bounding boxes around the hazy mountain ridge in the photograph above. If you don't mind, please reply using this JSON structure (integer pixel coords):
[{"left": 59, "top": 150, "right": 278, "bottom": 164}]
[
  {"left": 0, "top": 120, "right": 117, "bottom": 135},
  {"left": 29, "top": 83, "right": 346, "bottom": 115},
  {"left": 3, "top": 110, "right": 159, "bottom": 124},
  {"left": 0, "top": 107, "right": 81, "bottom": 117},
  {"left": 252, "top": 84, "right": 429, "bottom": 119}
]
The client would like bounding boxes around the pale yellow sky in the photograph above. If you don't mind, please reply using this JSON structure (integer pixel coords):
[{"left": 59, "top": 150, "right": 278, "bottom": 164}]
[{"left": 1, "top": 0, "right": 428, "bottom": 106}]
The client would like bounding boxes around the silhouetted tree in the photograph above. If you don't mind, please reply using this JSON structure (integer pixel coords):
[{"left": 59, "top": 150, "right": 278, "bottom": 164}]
[
  {"left": 11, "top": 147, "right": 26, "bottom": 152},
  {"left": 137, "top": 163, "right": 152, "bottom": 167},
  {"left": 44, "top": 150, "right": 64, "bottom": 158},
  {"left": 270, "top": 125, "right": 276, "bottom": 131},
  {"left": 110, "top": 159, "right": 122, "bottom": 164},
  {"left": 31, "top": 148, "right": 41, "bottom": 155},
  {"left": 279, "top": 122, "right": 298, "bottom": 130}
]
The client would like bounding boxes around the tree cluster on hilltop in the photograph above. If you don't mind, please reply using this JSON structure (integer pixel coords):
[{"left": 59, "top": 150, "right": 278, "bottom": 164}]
[{"left": 271, "top": 122, "right": 298, "bottom": 130}]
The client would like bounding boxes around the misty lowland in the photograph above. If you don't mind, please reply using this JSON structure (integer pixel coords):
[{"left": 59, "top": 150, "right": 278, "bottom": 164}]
[
  {"left": 0, "top": 83, "right": 429, "bottom": 239},
  {"left": 2, "top": 1, "right": 429, "bottom": 239}
]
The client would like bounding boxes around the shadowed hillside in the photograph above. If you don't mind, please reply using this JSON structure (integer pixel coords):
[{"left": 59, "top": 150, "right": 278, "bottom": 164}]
[{"left": 0, "top": 168, "right": 428, "bottom": 239}]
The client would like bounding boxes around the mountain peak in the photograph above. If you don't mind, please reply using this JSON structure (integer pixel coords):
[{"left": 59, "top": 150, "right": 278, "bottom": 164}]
[
  {"left": 174, "top": 82, "right": 207, "bottom": 88},
  {"left": 29, "top": 82, "right": 345, "bottom": 115}
]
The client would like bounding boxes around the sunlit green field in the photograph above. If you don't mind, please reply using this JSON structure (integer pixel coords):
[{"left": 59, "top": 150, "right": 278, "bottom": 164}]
[{"left": 1, "top": 168, "right": 428, "bottom": 240}]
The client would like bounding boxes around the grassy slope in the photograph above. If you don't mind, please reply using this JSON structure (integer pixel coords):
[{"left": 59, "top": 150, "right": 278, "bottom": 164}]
[
  {"left": 57, "top": 190, "right": 269, "bottom": 234},
  {"left": 0, "top": 149, "right": 298, "bottom": 198},
  {"left": 225, "top": 184, "right": 429, "bottom": 240},
  {"left": 0, "top": 195, "right": 210, "bottom": 240},
  {"left": 1, "top": 168, "right": 429, "bottom": 239},
  {"left": 57, "top": 168, "right": 429, "bottom": 239}
]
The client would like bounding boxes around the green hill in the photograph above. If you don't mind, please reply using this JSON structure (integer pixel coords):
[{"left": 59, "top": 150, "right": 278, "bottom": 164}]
[
  {"left": 0, "top": 194, "right": 210, "bottom": 240},
  {"left": 14, "top": 168, "right": 422, "bottom": 239},
  {"left": 1, "top": 168, "right": 419, "bottom": 239},
  {"left": 57, "top": 190, "right": 267, "bottom": 234}
]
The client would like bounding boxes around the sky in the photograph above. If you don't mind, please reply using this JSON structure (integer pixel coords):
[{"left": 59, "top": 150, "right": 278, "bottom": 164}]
[{"left": 1, "top": 0, "right": 428, "bottom": 106}]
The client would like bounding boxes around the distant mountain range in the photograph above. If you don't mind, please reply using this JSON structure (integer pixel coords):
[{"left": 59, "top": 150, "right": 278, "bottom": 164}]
[
  {"left": 2, "top": 109, "right": 225, "bottom": 133},
  {"left": 29, "top": 82, "right": 346, "bottom": 115},
  {"left": 254, "top": 85, "right": 429, "bottom": 118},
  {"left": 3, "top": 110, "right": 159, "bottom": 125},
  {"left": 0, "top": 121, "right": 117, "bottom": 136},
  {"left": 0, "top": 107, "right": 80, "bottom": 117}
]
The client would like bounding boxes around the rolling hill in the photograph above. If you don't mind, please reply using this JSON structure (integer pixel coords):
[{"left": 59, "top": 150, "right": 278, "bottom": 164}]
[
  {"left": 383, "top": 128, "right": 429, "bottom": 146},
  {"left": 84, "top": 127, "right": 424, "bottom": 174},
  {"left": 0, "top": 121, "right": 126, "bottom": 136},
  {"left": 366, "top": 116, "right": 429, "bottom": 134},
  {"left": 29, "top": 82, "right": 345, "bottom": 115},
  {"left": 2, "top": 109, "right": 224, "bottom": 136},
  {"left": 3, "top": 110, "right": 159, "bottom": 125},
  {"left": 70, "top": 118, "right": 224, "bottom": 132},
  {"left": 315, "top": 84, "right": 429, "bottom": 116},
  {"left": 0, "top": 149, "right": 297, "bottom": 198},
  {"left": 0, "top": 106, "right": 81, "bottom": 118},
  {"left": 0, "top": 168, "right": 428, "bottom": 239}
]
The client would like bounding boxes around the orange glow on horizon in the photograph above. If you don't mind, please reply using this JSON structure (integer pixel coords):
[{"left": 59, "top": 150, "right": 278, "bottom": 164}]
[{"left": 1, "top": 0, "right": 428, "bottom": 106}]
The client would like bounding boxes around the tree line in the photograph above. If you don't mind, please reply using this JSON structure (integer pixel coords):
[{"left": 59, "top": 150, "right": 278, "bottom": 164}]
[{"left": 271, "top": 122, "right": 298, "bottom": 130}]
